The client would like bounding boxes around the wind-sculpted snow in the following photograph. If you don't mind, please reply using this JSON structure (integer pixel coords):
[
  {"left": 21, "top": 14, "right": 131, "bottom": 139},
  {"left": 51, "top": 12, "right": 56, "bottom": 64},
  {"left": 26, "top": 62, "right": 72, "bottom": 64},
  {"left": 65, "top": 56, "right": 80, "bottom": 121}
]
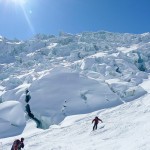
[{"left": 0, "top": 31, "right": 150, "bottom": 133}]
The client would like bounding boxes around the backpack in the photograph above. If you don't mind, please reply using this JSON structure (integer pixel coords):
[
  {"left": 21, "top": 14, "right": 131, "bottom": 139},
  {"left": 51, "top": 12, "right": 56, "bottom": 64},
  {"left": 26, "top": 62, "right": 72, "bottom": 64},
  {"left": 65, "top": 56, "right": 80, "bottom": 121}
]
[{"left": 12, "top": 139, "right": 21, "bottom": 150}]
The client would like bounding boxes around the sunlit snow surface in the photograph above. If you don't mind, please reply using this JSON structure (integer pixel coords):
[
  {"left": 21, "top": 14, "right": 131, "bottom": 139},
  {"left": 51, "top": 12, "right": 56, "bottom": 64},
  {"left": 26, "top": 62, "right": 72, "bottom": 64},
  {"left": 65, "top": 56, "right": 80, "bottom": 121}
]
[
  {"left": 0, "top": 31, "right": 150, "bottom": 149},
  {"left": 1, "top": 75, "right": 150, "bottom": 150}
]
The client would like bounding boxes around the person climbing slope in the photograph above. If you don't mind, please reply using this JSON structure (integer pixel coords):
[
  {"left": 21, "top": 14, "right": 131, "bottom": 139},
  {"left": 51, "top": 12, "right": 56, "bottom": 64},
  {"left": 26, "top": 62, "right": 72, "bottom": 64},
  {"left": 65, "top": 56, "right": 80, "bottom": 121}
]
[
  {"left": 92, "top": 116, "right": 103, "bottom": 131},
  {"left": 18, "top": 138, "right": 24, "bottom": 150},
  {"left": 11, "top": 137, "right": 24, "bottom": 150}
]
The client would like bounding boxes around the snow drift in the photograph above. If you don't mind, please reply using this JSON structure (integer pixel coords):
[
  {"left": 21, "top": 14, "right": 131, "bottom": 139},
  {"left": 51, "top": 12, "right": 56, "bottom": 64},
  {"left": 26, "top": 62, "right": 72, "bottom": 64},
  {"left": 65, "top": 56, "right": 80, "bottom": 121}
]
[{"left": 0, "top": 101, "right": 26, "bottom": 138}]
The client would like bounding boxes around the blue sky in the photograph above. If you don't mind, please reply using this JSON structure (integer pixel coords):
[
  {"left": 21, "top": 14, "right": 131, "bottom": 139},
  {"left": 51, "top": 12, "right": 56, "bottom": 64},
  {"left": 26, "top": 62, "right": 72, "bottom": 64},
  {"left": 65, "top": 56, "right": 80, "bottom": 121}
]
[{"left": 0, "top": 0, "right": 150, "bottom": 40}]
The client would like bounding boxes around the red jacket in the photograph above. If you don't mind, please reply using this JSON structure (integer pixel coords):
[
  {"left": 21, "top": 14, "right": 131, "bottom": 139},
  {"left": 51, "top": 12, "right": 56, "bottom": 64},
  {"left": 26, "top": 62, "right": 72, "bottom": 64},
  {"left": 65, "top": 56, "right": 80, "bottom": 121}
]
[{"left": 92, "top": 117, "right": 102, "bottom": 124}]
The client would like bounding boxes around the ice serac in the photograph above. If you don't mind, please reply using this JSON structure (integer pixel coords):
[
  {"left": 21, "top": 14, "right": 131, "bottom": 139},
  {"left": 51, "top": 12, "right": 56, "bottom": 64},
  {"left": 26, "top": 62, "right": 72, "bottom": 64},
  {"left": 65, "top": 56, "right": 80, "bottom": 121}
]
[
  {"left": 0, "top": 31, "right": 149, "bottom": 132},
  {"left": 29, "top": 67, "right": 121, "bottom": 125},
  {"left": 0, "top": 101, "right": 26, "bottom": 138}
]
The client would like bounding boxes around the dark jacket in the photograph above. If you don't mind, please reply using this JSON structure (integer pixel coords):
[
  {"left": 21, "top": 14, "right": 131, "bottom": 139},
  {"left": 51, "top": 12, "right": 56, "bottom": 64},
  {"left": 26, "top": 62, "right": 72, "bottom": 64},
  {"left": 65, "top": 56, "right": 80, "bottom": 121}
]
[
  {"left": 11, "top": 139, "right": 24, "bottom": 150},
  {"left": 92, "top": 117, "right": 103, "bottom": 124},
  {"left": 18, "top": 141, "right": 24, "bottom": 150}
]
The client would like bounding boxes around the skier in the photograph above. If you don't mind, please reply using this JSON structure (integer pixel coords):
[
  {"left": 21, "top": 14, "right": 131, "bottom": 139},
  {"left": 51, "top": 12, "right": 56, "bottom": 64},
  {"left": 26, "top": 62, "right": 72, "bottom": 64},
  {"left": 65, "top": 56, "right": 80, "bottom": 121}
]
[
  {"left": 11, "top": 138, "right": 24, "bottom": 150},
  {"left": 92, "top": 116, "right": 103, "bottom": 131}
]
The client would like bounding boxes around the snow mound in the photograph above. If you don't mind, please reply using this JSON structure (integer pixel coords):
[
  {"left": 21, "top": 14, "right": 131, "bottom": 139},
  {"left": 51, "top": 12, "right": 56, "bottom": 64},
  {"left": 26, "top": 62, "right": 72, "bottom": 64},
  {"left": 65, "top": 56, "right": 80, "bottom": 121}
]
[
  {"left": 0, "top": 101, "right": 26, "bottom": 138},
  {"left": 29, "top": 67, "right": 121, "bottom": 125}
]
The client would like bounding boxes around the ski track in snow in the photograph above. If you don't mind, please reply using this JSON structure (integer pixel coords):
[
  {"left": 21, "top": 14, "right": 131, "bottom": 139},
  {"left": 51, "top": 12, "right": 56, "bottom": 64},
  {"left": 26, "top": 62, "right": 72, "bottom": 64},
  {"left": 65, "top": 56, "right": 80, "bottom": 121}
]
[{"left": 1, "top": 75, "right": 150, "bottom": 150}]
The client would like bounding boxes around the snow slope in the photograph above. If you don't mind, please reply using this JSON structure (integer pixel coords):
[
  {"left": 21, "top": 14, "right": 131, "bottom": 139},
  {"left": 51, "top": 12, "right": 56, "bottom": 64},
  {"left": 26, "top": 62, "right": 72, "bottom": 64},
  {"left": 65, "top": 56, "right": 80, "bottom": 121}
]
[
  {"left": 1, "top": 75, "right": 150, "bottom": 150},
  {"left": 0, "top": 31, "right": 150, "bottom": 139}
]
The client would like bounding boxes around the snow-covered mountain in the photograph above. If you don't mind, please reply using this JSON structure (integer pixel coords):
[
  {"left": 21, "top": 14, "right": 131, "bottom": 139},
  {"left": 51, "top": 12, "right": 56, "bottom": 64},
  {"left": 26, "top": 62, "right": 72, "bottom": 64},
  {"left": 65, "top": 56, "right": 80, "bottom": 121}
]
[{"left": 0, "top": 31, "right": 150, "bottom": 145}]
